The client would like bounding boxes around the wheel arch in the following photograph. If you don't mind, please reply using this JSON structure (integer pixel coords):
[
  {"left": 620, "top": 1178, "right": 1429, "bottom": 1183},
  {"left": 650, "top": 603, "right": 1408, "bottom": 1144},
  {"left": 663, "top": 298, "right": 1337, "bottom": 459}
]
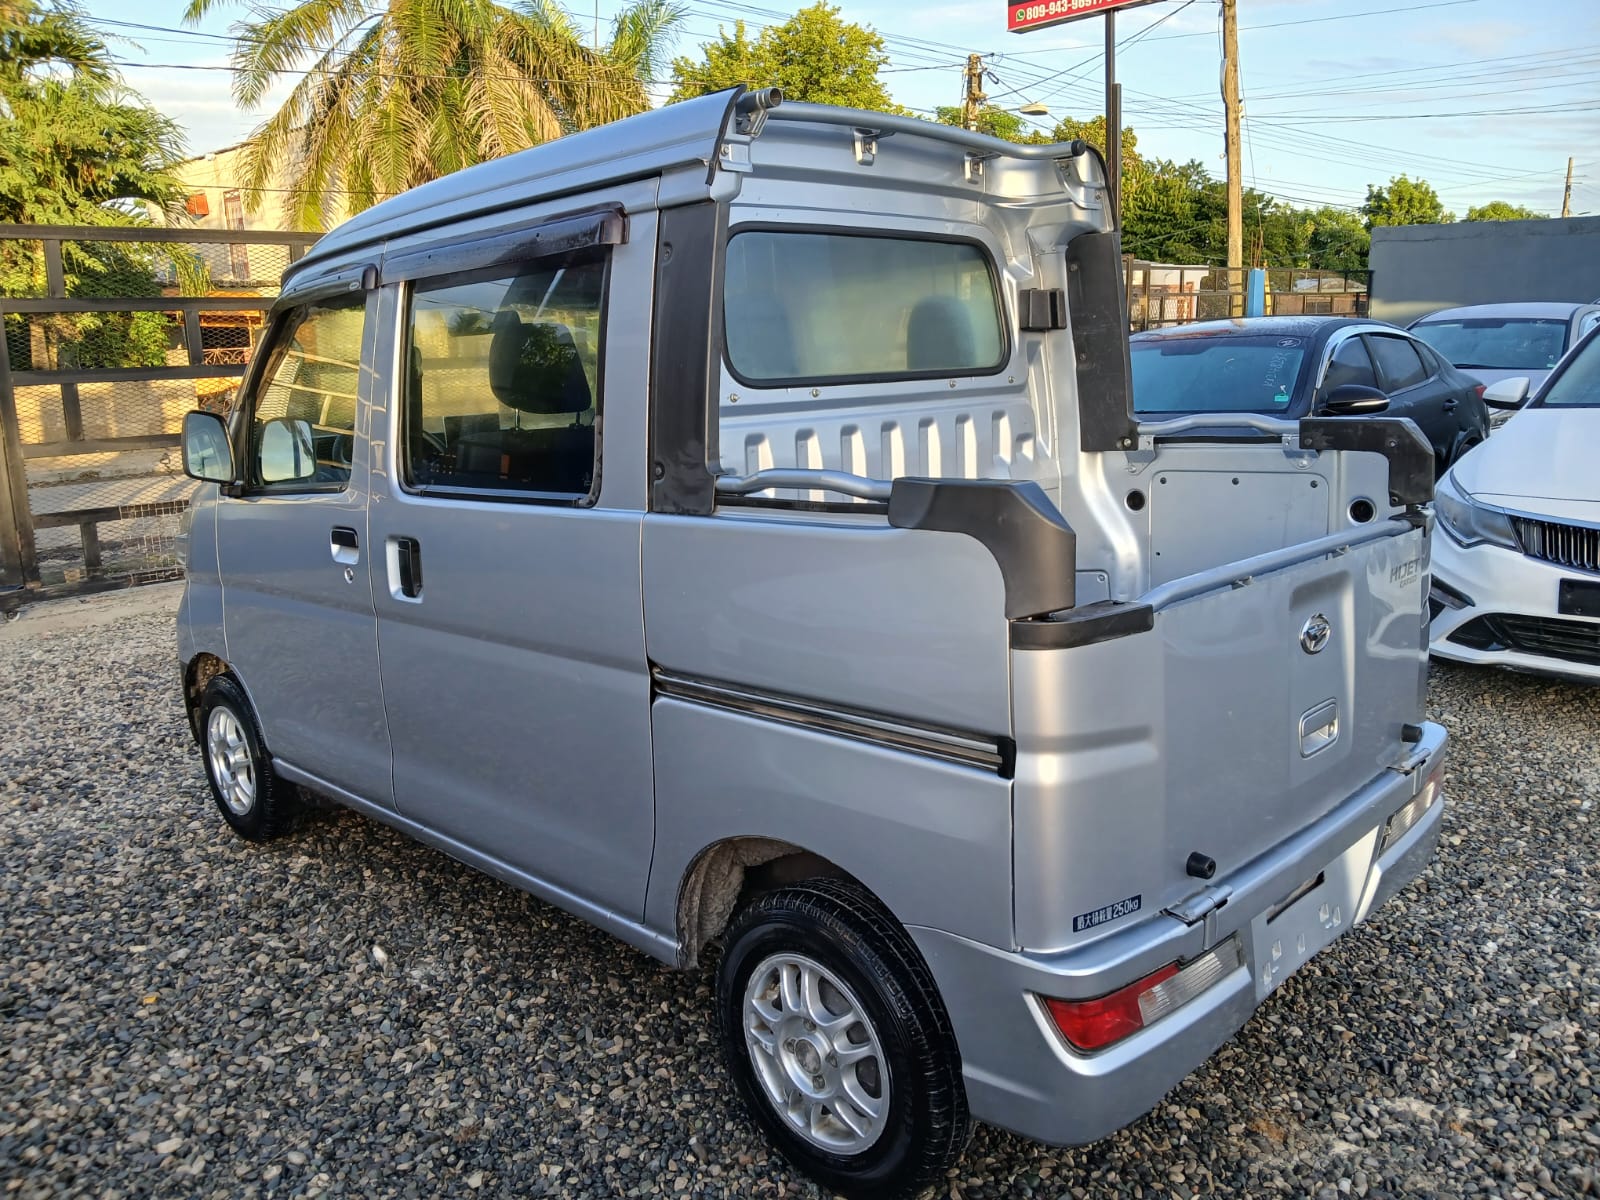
[
  {"left": 675, "top": 836, "right": 870, "bottom": 969},
  {"left": 182, "top": 651, "right": 233, "bottom": 742}
]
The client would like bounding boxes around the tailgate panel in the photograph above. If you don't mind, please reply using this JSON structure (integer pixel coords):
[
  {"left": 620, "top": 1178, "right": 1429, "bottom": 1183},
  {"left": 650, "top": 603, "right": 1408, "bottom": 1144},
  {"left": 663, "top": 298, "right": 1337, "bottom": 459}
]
[
  {"left": 1158, "top": 528, "right": 1424, "bottom": 895},
  {"left": 1011, "top": 525, "right": 1429, "bottom": 952}
]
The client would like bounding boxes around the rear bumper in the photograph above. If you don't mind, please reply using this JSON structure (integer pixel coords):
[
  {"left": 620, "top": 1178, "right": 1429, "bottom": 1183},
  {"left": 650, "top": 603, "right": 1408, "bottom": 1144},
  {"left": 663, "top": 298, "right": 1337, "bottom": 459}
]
[
  {"left": 1429, "top": 535, "right": 1600, "bottom": 683},
  {"left": 909, "top": 721, "right": 1446, "bottom": 1147}
]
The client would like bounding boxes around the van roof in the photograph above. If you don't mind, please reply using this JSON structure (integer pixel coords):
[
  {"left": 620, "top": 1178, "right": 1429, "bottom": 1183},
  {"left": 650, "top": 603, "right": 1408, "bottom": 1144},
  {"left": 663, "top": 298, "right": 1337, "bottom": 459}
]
[{"left": 286, "top": 88, "right": 1104, "bottom": 287}]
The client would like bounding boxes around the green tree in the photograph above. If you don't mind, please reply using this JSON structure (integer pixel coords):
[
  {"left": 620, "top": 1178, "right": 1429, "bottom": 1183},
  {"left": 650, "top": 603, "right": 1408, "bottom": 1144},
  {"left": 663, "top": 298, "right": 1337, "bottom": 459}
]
[
  {"left": 1047, "top": 114, "right": 1139, "bottom": 167},
  {"left": 0, "top": 1, "right": 187, "bottom": 369},
  {"left": 1362, "top": 175, "right": 1453, "bottom": 229},
  {"left": 0, "top": 0, "right": 108, "bottom": 86},
  {"left": 1302, "top": 206, "right": 1370, "bottom": 273},
  {"left": 186, "top": 0, "right": 685, "bottom": 231},
  {"left": 670, "top": 3, "right": 901, "bottom": 112},
  {"left": 933, "top": 105, "right": 1035, "bottom": 143},
  {"left": 1465, "top": 200, "right": 1545, "bottom": 221}
]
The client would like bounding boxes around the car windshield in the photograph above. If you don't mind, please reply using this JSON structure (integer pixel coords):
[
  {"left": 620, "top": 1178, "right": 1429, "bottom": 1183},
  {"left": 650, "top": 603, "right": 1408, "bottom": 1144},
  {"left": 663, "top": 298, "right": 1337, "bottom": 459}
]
[
  {"left": 1130, "top": 334, "right": 1307, "bottom": 414},
  {"left": 1538, "top": 333, "right": 1600, "bottom": 407},
  {"left": 1411, "top": 317, "right": 1568, "bottom": 371}
]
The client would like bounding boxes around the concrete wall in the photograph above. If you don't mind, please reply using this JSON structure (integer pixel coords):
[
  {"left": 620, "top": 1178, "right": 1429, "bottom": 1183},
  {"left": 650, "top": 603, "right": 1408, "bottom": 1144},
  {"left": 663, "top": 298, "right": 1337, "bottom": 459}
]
[{"left": 1369, "top": 216, "right": 1600, "bottom": 326}]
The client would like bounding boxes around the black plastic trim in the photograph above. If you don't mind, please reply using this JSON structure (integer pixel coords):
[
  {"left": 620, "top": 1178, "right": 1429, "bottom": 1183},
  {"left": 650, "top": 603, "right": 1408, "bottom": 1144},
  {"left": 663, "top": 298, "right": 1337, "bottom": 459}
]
[
  {"left": 1019, "top": 287, "right": 1068, "bottom": 331},
  {"left": 1298, "top": 416, "right": 1434, "bottom": 506},
  {"left": 381, "top": 205, "right": 625, "bottom": 284},
  {"left": 887, "top": 478, "right": 1076, "bottom": 620},
  {"left": 652, "top": 668, "right": 1015, "bottom": 778},
  {"left": 1429, "top": 576, "right": 1474, "bottom": 610},
  {"left": 1010, "top": 600, "right": 1154, "bottom": 651},
  {"left": 274, "top": 261, "right": 379, "bottom": 313},
  {"left": 1066, "top": 230, "right": 1138, "bottom": 452},
  {"left": 649, "top": 202, "right": 727, "bottom": 515}
]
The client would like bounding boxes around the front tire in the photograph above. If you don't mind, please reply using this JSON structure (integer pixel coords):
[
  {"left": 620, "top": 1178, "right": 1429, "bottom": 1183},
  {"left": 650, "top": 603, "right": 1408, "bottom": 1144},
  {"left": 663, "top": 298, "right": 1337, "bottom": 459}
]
[
  {"left": 199, "top": 676, "right": 297, "bottom": 841},
  {"left": 716, "top": 878, "right": 969, "bottom": 1199}
]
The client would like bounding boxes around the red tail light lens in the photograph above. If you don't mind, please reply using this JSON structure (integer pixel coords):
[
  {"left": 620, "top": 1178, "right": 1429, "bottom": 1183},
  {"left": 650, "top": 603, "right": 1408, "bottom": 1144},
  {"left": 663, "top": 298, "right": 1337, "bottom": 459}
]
[
  {"left": 1042, "top": 937, "right": 1245, "bottom": 1052},
  {"left": 1473, "top": 384, "right": 1486, "bottom": 399},
  {"left": 1043, "top": 963, "right": 1180, "bottom": 1051}
]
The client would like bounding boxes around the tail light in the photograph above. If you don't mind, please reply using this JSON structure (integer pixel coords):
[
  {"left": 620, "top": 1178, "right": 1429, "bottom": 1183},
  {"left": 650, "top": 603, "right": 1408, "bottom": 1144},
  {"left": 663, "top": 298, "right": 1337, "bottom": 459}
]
[
  {"left": 1473, "top": 384, "right": 1486, "bottom": 400},
  {"left": 1042, "top": 937, "right": 1243, "bottom": 1052},
  {"left": 1381, "top": 763, "right": 1444, "bottom": 852}
]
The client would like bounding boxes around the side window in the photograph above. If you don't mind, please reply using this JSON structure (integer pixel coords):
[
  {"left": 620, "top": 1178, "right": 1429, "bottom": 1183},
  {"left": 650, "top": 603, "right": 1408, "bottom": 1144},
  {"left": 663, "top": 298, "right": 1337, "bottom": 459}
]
[
  {"left": 1322, "top": 337, "right": 1378, "bottom": 392},
  {"left": 1368, "top": 335, "right": 1429, "bottom": 391},
  {"left": 404, "top": 251, "right": 605, "bottom": 499},
  {"left": 250, "top": 298, "right": 366, "bottom": 490}
]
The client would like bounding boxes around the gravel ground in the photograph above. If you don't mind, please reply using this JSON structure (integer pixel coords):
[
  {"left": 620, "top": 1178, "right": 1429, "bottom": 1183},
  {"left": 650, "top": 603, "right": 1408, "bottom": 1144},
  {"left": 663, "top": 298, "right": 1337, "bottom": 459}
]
[{"left": 1, "top": 587, "right": 1597, "bottom": 1200}]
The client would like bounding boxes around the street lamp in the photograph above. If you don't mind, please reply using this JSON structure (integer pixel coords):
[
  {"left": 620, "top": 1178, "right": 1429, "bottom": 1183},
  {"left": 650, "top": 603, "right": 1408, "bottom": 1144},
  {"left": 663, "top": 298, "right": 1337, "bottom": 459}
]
[{"left": 1018, "top": 102, "right": 1050, "bottom": 117}]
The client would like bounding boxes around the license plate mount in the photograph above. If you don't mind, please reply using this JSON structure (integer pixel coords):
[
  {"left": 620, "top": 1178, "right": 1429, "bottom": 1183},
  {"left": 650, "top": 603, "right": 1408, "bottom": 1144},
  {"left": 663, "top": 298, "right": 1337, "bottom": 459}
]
[
  {"left": 1250, "top": 832, "right": 1374, "bottom": 1000},
  {"left": 1558, "top": 579, "right": 1600, "bottom": 618}
]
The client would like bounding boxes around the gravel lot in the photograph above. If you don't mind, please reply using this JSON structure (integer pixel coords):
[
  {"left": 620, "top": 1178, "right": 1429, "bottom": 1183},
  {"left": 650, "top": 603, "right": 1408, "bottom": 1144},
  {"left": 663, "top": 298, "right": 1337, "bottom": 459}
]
[{"left": 2, "top": 586, "right": 1597, "bottom": 1199}]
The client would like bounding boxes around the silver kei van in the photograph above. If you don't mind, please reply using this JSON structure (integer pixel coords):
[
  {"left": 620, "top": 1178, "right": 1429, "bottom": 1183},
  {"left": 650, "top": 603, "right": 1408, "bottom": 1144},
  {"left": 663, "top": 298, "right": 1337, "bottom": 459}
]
[{"left": 177, "top": 88, "right": 1447, "bottom": 1198}]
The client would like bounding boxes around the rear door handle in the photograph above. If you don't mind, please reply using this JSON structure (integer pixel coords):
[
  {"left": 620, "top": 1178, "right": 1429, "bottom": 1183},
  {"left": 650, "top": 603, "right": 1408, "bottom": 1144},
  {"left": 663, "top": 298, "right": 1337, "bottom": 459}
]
[
  {"left": 1441, "top": 399, "right": 1458, "bottom": 411},
  {"left": 388, "top": 536, "right": 423, "bottom": 600},
  {"left": 331, "top": 526, "right": 360, "bottom": 565}
]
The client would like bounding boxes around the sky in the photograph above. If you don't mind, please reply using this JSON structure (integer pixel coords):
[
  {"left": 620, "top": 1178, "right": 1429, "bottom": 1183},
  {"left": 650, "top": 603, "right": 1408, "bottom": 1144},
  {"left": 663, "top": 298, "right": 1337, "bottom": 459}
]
[{"left": 78, "top": 0, "right": 1600, "bottom": 219}]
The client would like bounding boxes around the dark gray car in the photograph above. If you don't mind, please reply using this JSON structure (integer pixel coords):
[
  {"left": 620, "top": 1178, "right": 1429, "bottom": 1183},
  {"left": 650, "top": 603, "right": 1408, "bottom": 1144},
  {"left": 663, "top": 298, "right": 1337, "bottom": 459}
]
[{"left": 1132, "top": 316, "right": 1492, "bottom": 475}]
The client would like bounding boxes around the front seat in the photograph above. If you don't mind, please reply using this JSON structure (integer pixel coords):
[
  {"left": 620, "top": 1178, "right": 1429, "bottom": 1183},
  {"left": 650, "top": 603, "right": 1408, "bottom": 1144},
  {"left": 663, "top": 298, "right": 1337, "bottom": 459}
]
[{"left": 454, "top": 312, "right": 595, "bottom": 493}]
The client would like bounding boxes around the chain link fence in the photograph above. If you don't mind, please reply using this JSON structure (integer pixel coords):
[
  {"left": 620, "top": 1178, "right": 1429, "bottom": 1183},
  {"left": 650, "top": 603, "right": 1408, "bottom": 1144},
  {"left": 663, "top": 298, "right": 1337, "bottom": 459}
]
[{"left": 0, "top": 224, "right": 318, "bottom": 607}]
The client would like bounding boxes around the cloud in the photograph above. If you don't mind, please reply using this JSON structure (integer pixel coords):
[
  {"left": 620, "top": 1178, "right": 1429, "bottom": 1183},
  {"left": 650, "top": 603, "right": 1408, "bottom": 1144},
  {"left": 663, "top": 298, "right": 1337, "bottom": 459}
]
[{"left": 1433, "top": 20, "right": 1529, "bottom": 55}]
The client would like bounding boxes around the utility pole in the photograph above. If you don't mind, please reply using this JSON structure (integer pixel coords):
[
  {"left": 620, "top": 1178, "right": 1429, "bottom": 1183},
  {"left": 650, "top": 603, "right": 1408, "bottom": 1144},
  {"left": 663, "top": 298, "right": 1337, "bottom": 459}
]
[
  {"left": 962, "top": 54, "right": 987, "bottom": 132},
  {"left": 1221, "top": 0, "right": 1243, "bottom": 307},
  {"left": 1563, "top": 156, "right": 1575, "bottom": 218}
]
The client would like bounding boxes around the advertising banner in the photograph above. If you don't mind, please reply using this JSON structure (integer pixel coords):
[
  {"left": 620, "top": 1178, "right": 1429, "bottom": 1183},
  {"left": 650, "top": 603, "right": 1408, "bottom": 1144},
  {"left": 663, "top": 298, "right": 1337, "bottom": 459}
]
[{"left": 1008, "top": 0, "right": 1159, "bottom": 34}]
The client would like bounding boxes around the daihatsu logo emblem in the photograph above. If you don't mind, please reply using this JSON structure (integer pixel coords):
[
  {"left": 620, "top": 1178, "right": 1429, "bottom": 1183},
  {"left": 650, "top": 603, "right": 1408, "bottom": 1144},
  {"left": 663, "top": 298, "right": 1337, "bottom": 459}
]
[{"left": 1301, "top": 614, "right": 1333, "bottom": 655}]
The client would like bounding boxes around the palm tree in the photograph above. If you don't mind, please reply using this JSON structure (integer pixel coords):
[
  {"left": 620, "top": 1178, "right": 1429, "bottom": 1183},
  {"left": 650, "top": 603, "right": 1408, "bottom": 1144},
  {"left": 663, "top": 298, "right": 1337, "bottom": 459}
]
[{"left": 184, "top": 0, "right": 684, "bottom": 230}]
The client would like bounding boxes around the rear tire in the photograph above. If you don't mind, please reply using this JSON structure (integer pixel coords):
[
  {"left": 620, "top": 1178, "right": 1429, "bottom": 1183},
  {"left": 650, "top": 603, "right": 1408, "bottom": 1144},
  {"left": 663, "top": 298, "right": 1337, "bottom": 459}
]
[
  {"left": 199, "top": 676, "right": 297, "bottom": 841},
  {"left": 715, "top": 877, "right": 970, "bottom": 1199}
]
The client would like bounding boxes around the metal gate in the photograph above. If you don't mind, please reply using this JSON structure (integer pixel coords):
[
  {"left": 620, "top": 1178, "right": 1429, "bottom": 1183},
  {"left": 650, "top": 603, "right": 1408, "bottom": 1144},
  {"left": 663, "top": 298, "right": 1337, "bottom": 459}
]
[{"left": 0, "top": 224, "right": 318, "bottom": 609}]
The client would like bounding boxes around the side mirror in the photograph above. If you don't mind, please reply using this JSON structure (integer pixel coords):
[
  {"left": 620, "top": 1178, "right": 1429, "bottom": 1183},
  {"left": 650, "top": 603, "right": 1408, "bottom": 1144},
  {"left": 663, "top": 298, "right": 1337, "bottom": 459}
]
[
  {"left": 182, "top": 410, "right": 235, "bottom": 483},
  {"left": 1321, "top": 383, "right": 1390, "bottom": 415},
  {"left": 1482, "top": 377, "right": 1530, "bottom": 410},
  {"left": 258, "top": 416, "right": 318, "bottom": 484}
]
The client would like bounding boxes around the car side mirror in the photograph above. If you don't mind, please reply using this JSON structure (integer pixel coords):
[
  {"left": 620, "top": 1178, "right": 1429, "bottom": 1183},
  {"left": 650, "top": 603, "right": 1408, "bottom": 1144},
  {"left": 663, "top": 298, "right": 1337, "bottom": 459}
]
[
  {"left": 1482, "top": 377, "right": 1530, "bottom": 409},
  {"left": 182, "top": 410, "right": 235, "bottom": 483},
  {"left": 258, "top": 416, "right": 318, "bottom": 484},
  {"left": 1320, "top": 384, "right": 1390, "bottom": 415}
]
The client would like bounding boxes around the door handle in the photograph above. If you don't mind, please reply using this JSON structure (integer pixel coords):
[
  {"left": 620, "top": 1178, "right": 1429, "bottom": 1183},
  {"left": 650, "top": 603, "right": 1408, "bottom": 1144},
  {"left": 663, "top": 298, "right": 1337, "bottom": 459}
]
[
  {"left": 1441, "top": 399, "right": 1458, "bottom": 411},
  {"left": 331, "top": 526, "right": 360, "bottom": 565},
  {"left": 388, "top": 536, "right": 423, "bottom": 600}
]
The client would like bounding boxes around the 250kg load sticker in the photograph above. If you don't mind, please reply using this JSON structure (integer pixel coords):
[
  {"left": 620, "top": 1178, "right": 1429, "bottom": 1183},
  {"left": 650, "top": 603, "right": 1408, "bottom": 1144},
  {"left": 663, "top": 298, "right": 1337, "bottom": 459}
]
[{"left": 1073, "top": 894, "right": 1142, "bottom": 933}]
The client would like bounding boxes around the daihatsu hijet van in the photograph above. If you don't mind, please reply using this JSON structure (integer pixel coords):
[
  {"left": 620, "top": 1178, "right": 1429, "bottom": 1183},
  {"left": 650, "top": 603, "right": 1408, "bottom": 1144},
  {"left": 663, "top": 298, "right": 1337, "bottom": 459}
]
[{"left": 178, "top": 88, "right": 1447, "bottom": 1198}]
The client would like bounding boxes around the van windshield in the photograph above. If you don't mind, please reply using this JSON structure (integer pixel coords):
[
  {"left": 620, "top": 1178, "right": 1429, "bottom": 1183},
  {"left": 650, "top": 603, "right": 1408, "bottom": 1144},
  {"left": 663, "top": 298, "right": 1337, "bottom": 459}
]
[{"left": 723, "top": 231, "right": 1004, "bottom": 384}]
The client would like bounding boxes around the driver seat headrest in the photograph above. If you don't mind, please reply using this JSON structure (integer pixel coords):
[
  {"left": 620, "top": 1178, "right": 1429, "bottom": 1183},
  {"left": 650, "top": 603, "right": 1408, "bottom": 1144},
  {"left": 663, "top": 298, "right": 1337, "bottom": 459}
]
[{"left": 487, "top": 311, "right": 592, "bottom": 415}]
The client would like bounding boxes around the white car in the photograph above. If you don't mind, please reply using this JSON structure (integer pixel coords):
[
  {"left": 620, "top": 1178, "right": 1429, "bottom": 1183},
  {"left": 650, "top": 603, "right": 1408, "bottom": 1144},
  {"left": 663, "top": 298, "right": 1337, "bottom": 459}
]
[
  {"left": 1429, "top": 327, "right": 1600, "bottom": 682},
  {"left": 1410, "top": 301, "right": 1600, "bottom": 399}
]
